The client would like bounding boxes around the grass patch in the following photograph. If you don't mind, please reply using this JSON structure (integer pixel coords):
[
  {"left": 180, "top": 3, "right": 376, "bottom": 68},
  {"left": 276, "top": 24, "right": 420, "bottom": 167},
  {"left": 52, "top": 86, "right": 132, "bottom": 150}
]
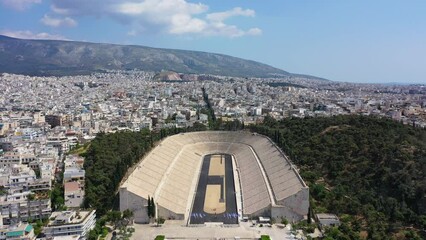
[{"left": 69, "top": 142, "right": 91, "bottom": 155}]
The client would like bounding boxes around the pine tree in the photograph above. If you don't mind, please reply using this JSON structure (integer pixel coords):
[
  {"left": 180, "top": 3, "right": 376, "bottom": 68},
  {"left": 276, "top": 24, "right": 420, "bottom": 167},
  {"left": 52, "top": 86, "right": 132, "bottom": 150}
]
[
  {"left": 150, "top": 197, "right": 156, "bottom": 218},
  {"left": 307, "top": 207, "right": 312, "bottom": 224},
  {"left": 147, "top": 196, "right": 151, "bottom": 217}
]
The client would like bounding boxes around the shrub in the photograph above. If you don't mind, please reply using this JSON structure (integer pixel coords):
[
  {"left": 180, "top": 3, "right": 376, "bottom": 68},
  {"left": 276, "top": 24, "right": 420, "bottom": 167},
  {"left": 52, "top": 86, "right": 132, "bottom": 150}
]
[{"left": 281, "top": 217, "right": 289, "bottom": 225}]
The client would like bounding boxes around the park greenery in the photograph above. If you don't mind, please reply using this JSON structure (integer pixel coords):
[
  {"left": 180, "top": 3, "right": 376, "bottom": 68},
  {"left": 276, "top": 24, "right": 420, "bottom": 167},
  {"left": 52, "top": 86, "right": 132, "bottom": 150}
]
[
  {"left": 82, "top": 128, "right": 193, "bottom": 216},
  {"left": 68, "top": 142, "right": 91, "bottom": 155},
  {"left": 82, "top": 125, "right": 210, "bottom": 239},
  {"left": 88, "top": 210, "right": 134, "bottom": 240},
  {"left": 260, "top": 235, "right": 271, "bottom": 240},
  {"left": 51, "top": 169, "right": 66, "bottom": 211},
  {"left": 251, "top": 115, "right": 426, "bottom": 239}
]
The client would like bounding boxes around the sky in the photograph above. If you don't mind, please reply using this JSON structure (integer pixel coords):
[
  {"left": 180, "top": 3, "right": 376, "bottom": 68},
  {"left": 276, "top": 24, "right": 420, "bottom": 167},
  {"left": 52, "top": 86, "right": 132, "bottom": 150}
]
[{"left": 0, "top": 0, "right": 425, "bottom": 84}]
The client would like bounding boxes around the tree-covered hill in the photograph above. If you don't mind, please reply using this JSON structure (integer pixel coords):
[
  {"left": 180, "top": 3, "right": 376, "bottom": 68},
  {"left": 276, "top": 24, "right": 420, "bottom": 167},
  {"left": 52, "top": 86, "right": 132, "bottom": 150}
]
[
  {"left": 82, "top": 130, "right": 154, "bottom": 216},
  {"left": 82, "top": 126, "right": 207, "bottom": 216},
  {"left": 252, "top": 115, "right": 426, "bottom": 239}
]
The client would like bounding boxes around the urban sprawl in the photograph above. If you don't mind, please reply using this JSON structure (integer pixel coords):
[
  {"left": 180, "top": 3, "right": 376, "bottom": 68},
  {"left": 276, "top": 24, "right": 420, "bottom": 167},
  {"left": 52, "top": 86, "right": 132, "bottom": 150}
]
[{"left": 0, "top": 71, "right": 425, "bottom": 239}]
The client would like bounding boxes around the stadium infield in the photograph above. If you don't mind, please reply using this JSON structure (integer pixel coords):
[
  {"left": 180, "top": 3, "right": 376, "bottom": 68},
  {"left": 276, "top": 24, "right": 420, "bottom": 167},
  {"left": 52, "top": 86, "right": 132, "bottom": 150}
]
[{"left": 190, "top": 154, "right": 238, "bottom": 224}]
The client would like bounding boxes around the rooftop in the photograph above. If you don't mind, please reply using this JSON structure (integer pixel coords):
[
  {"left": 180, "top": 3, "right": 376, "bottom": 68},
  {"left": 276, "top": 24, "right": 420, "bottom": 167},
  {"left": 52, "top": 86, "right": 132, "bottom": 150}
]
[
  {"left": 64, "top": 181, "right": 80, "bottom": 192},
  {"left": 48, "top": 210, "right": 95, "bottom": 226},
  {"left": 316, "top": 213, "right": 339, "bottom": 221}
]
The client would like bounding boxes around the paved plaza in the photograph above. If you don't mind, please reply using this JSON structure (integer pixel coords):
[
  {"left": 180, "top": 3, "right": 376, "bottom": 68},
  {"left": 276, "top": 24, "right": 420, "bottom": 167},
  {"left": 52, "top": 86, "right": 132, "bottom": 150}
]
[{"left": 129, "top": 221, "right": 297, "bottom": 240}]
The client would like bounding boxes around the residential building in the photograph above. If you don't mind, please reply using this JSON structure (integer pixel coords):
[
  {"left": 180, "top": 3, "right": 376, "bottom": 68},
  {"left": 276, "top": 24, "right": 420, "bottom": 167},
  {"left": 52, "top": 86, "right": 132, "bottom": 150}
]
[
  {"left": 0, "top": 223, "right": 35, "bottom": 240},
  {"left": 0, "top": 165, "right": 51, "bottom": 224},
  {"left": 64, "top": 182, "right": 83, "bottom": 208},
  {"left": 43, "top": 210, "right": 96, "bottom": 240}
]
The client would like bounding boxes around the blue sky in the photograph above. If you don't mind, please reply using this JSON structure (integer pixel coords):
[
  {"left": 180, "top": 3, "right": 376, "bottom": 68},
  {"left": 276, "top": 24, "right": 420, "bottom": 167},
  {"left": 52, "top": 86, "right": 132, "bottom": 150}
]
[{"left": 1, "top": 0, "right": 425, "bottom": 84}]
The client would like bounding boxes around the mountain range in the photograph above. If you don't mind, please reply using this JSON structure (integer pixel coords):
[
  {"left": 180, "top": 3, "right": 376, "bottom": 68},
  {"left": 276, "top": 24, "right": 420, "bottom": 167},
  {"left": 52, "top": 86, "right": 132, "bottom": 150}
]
[{"left": 0, "top": 35, "right": 321, "bottom": 79}]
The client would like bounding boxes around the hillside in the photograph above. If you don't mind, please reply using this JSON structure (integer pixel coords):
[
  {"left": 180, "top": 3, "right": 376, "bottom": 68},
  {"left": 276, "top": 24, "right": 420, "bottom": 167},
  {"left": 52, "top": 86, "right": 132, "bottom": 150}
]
[
  {"left": 252, "top": 116, "right": 426, "bottom": 239},
  {"left": 0, "top": 35, "right": 311, "bottom": 78}
]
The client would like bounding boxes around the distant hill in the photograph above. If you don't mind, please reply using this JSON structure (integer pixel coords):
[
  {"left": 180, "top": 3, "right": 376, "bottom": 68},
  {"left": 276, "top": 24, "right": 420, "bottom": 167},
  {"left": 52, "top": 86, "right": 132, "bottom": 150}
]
[
  {"left": 0, "top": 35, "right": 319, "bottom": 78},
  {"left": 153, "top": 71, "right": 182, "bottom": 81}
]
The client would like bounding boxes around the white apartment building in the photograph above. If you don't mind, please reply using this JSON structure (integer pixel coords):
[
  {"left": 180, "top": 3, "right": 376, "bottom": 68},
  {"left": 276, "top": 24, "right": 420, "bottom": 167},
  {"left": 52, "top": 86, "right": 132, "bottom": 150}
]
[
  {"left": 0, "top": 152, "right": 37, "bottom": 168},
  {"left": 43, "top": 210, "right": 96, "bottom": 240},
  {"left": 64, "top": 182, "right": 84, "bottom": 209},
  {"left": 63, "top": 156, "right": 85, "bottom": 209},
  {"left": 0, "top": 165, "right": 51, "bottom": 224},
  {"left": 63, "top": 168, "right": 84, "bottom": 185},
  {"left": 46, "top": 136, "right": 69, "bottom": 155}
]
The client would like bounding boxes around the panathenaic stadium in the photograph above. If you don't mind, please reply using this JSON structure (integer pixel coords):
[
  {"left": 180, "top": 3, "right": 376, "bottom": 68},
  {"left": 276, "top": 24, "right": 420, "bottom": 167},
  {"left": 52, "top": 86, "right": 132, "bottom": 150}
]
[{"left": 119, "top": 131, "right": 309, "bottom": 225}]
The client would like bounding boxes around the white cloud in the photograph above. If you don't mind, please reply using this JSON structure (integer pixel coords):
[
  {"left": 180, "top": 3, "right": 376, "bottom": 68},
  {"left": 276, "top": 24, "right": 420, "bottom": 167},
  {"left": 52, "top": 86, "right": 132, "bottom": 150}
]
[
  {"left": 206, "top": 7, "right": 255, "bottom": 22},
  {"left": 169, "top": 14, "right": 207, "bottom": 34},
  {"left": 41, "top": 15, "right": 77, "bottom": 28},
  {"left": 51, "top": 4, "right": 70, "bottom": 15},
  {"left": 127, "top": 30, "right": 138, "bottom": 36},
  {"left": 49, "top": 0, "right": 262, "bottom": 38},
  {"left": 247, "top": 28, "right": 262, "bottom": 36},
  {"left": 0, "top": 30, "right": 68, "bottom": 40},
  {"left": 1, "top": 0, "right": 41, "bottom": 11},
  {"left": 116, "top": 0, "right": 207, "bottom": 16},
  {"left": 202, "top": 8, "right": 260, "bottom": 38}
]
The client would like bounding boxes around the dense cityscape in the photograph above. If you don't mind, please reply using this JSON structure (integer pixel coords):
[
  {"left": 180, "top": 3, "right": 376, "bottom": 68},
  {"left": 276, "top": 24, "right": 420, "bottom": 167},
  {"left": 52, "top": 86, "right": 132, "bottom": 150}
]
[
  {"left": 0, "top": 71, "right": 425, "bottom": 239},
  {"left": 1, "top": 0, "right": 426, "bottom": 239}
]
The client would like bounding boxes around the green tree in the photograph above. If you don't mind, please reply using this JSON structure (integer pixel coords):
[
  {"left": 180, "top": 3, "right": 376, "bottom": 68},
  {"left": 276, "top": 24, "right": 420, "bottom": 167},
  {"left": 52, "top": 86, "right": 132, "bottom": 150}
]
[
  {"left": 106, "top": 211, "right": 122, "bottom": 229},
  {"left": 51, "top": 183, "right": 65, "bottom": 211},
  {"left": 250, "top": 115, "right": 426, "bottom": 238},
  {"left": 147, "top": 196, "right": 152, "bottom": 218},
  {"left": 150, "top": 197, "right": 156, "bottom": 218},
  {"left": 123, "top": 209, "right": 133, "bottom": 219}
]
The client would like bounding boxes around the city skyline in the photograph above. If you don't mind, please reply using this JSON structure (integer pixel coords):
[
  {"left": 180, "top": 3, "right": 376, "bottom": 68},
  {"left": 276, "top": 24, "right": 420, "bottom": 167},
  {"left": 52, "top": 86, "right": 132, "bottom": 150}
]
[{"left": 1, "top": 0, "right": 425, "bottom": 84}]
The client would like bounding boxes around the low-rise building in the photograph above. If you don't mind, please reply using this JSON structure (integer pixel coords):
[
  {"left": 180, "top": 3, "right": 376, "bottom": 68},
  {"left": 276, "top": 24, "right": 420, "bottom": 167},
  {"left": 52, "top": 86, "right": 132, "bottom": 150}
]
[
  {"left": 0, "top": 165, "right": 51, "bottom": 224},
  {"left": 64, "top": 182, "right": 84, "bottom": 209},
  {"left": 0, "top": 223, "right": 35, "bottom": 240},
  {"left": 316, "top": 213, "right": 340, "bottom": 228},
  {"left": 63, "top": 156, "right": 85, "bottom": 209},
  {"left": 63, "top": 168, "right": 84, "bottom": 185},
  {"left": 43, "top": 210, "right": 96, "bottom": 240}
]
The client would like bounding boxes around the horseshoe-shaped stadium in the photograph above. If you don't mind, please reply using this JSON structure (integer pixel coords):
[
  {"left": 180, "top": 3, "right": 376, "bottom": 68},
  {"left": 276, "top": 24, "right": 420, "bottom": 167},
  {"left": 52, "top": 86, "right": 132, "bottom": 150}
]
[{"left": 119, "top": 131, "right": 309, "bottom": 225}]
